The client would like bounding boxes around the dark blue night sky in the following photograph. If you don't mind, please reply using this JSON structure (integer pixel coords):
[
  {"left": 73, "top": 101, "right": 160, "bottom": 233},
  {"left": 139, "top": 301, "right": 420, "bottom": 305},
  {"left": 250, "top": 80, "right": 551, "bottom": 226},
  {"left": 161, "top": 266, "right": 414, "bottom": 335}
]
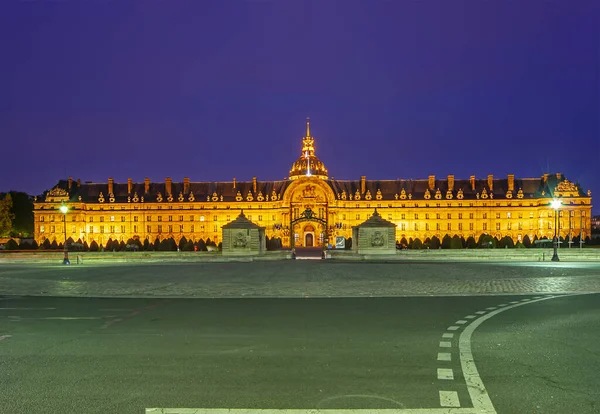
[{"left": 1, "top": 1, "right": 598, "bottom": 213}]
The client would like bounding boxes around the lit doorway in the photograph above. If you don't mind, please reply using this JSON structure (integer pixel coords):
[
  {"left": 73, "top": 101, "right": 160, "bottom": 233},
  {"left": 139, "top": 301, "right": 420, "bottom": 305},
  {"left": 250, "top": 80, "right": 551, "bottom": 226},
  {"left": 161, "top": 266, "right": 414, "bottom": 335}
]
[{"left": 305, "top": 233, "right": 314, "bottom": 247}]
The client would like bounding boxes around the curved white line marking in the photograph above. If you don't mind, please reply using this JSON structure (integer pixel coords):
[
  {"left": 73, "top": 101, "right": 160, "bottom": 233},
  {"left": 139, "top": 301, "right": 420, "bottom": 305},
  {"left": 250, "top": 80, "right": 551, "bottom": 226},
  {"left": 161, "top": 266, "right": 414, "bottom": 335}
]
[{"left": 459, "top": 294, "right": 570, "bottom": 414}]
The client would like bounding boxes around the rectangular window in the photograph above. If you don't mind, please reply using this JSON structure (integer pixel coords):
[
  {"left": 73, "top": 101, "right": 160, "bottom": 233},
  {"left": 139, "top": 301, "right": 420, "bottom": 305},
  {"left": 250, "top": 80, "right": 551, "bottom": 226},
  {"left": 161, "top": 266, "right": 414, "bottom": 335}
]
[
  {"left": 110, "top": 216, "right": 114, "bottom": 222},
  {"left": 414, "top": 223, "right": 418, "bottom": 231},
  {"left": 507, "top": 212, "right": 512, "bottom": 218},
  {"left": 496, "top": 213, "right": 501, "bottom": 219},
  {"left": 518, "top": 212, "right": 523, "bottom": 219},
  {"left": 356, "top": 214, "right": 360, "bottom": 220},
  {"left": 507, "top": 223, "right": 512, "bottom": 230},
  {"left": 227, "top": 215, "right": 231, "bottom": 221},
  {"left": 447, "top": 223, "right": 451, "bottom": 230},
  {"left": 213, "top": 215, "right": 218, "bottom": 221},
  {"left": 158, "top": 216, "right": 162, "bottom": 222},
  {"left": 110, "top": 225, "right": 115, "bottom": 233},
  {"left": 414, "top": 213, "right": 418, "bottom": 219},
  {"left": 469, "top": 223, "right": 474, "bottom": 231},
  {"left": 40, "top": 225, "right": 45, "bottom": 233},
  {"left": 168, "top": 225, "right": 173, "bottom": 233},
  {"left": 425, "top": 223, "right": 429, "bottom": 231},
  {"left": 496, "top": 223, "right": 501, "bottom": 230},
  {"left": 134, "top": 216, "right": 138, "bottom": 222},
  {"left": 518, "top": 222, "right": 522, "bottom": 230},
  {"left": 168, "top": 215, "right": 173, "bottom": 222},
  {"left": 530, "top": 212, "right": 534, "bottom": 218},
  {"left": 88, "top": 226, "right": 93, "bottom": 233},
  {"left": 190, "top": 215, "right": 194, "bottom": 221},
  {"left": 425, "top": 213, "right": 429, "bottom": 220},
  {"left": 40, "top": 216, "right": 45, "bottom": 222},
  {"left": 179, "top": 224, "right": 184, "bottom": 232},
  {"left": 483, "top": 213, "right": 487, "bottom": 219},
  {"left": 469, "top": 213, "right": 474, "bottom": 219},
  {"left": 147, "top": 216, "right": 152, "bottom": 222},
  {"left": 190, "top": 225, "right": 194, "bottom": 232},
  {"left": 447, "top": 213, "right": 451, "bottom": 219},
  {"left": 342, "top": 214, "right": 346, "bottom": 220},
  {"left": 72, "top": 215, "right": 76, "bottom": 222},
  {"left": 388, "top": 214, "right": 393, "bottom": 220},
  {"left": 121, "top": 225, "right": 125, "bottom": 233},
  {"left": 436, "top": 213, "right": 440, "bottom": 220},
  {"left": 158, "top": 225, "right": 163, "bottom": 233},
  {"left": 401, "top": 223, "right": 406, "bottom": 231},
  {"left": 121, "top": 216, "right": 125, "bottom": 222},
  {"left": 147, "top": 225, "right": 151, "bottom": 233},
  {"left": 458, "top": 213, "right": 463, "bottom": 219},
  {"left": 483, "top": 223, "right": 487, "bottom": 231},
  {"left": 179, "top": 215, "right": 183, "bottom": 221},
  {"left": 248, "top": 215, "right": 252, "bottom": 221},
  {"left": 548, "top": 222, "right": 552, "bottom": 229},
  {"left": 436, "top": 223, "right": 440, "bottom": 231},
  {"left": 401, "top": 213, "right": 406, "bottom": 220},
  {"left": 133, "top": 225, "right": 138, "bottom": 233},
  {"left": 458, "top": 223, "right": 463, "bottom": 231},
  {"left": 89, "top": 217, "right": 94, "bottom": 222},
  {"left": 100, "top": 217, "right": 104, "bottom": 222},
  {"left": 100, "top": 226, "right": 104, "bottom": 233},
  {"left": 213, "top": 225, "right": 218, "bottom": 232},
  {"left": 258, "top": 215, "right": 263, "bottom": 221}
]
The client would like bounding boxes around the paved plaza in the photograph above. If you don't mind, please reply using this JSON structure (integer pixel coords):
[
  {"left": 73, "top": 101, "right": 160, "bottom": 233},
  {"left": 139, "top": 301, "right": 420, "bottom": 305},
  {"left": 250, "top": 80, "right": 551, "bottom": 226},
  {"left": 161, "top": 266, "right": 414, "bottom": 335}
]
[{"left": 1, "top": 260, "right": 600, "bottom": 298}]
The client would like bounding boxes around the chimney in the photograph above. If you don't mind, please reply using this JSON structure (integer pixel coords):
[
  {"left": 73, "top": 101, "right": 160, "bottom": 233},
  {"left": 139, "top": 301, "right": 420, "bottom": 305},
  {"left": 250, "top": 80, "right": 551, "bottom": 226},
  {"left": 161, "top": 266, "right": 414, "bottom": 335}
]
[
  {"left": 360, "top": 175, "right": 366, "bottom": 194},
  {"left": 252, "top": 176, "right": 257, "bottom": 193},
  {"left": 508, "top": 174, "right": 514, "bottom": 191},
  {"left": 447, "top": 175, "right": 454, "bottom": 191},
  {"left": 165, "top": 177, "right": 172, "bottom": 195},
  {"left": 543, "top": 173, "right": 548, "bottom": 183},
  {"left": 556, "top": 172, "right": 562, "bottom": 181},
  {"left": 470, "top": 175, "right": 476, "bottom": 191},
  {"left": 233, "top": 177, "right": 237, "bottom": 189},
  {"left": 183, "top": 177, "right": 190, "bottom": 194},
  {"left": 144, "top": 177, "right": 150, "bottom": 193},
  {"left": 428, "top": 175, "right": 435, "bottom": 190},
  {"left": 487, "top": 174, "right": 494, "bottom": 191},
  {"left": 127, "top": 178, "right": 133, "bottom": 194},
  {"left": 68, "top": 177, "right": 73, "bottom": 189},
  {"left": 108, "top": 177, "right": 114, "bottom": 195}
]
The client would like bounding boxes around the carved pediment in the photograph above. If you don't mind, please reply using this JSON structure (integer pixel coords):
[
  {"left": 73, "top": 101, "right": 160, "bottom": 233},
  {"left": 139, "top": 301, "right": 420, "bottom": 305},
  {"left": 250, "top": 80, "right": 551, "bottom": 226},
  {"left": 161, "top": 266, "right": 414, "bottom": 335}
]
[{"left": 554, "top": 179, "right": 579, "bottom": 197}]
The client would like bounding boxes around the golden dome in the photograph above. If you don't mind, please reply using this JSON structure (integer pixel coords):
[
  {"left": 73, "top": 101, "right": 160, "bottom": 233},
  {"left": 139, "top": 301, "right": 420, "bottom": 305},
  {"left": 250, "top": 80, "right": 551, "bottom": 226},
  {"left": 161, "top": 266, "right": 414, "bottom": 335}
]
[{"left": 289, "top": 118, "right": 328, "bottom": 180}]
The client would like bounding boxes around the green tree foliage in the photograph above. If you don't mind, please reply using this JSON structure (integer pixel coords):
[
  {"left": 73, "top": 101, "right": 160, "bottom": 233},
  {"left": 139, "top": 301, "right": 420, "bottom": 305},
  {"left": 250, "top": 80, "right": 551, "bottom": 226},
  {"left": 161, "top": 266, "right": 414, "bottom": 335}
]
[
  {"left": 477, "top": 234, "right": 496, "bottom": 248},
  {"left": 441, "top": 234, "right": 452, "bottom": 249},
  {"left": 153, "top": 237, "right": 161, "bottom": 250},
  {"left": 42, "top": 239, "right": 51, "bottom": 249},
  {"left": 399, "top": 237, "right": 408, "bottom": 249},
  {"left": 105, "top": 239, "right": 114, "bottom": 251},
  {"left": 83, "top": 241, "right": 89, "bottom": 251},
  {"left": 178, "top": 236, "right": 188, "bottom": 251},
  {"left": 183, "top": 239, "right": 194, "bottom": 251},
  {"left": 89, "top": 240, "right": 99, "bottom": 252},
  {"left": 522, "top": 234, "right": 532, "bottom": 248},
  {"left": 466, "top": 236, "right": 477, "bottom": 249},
  {"left": 5, "top": 192, "right": 34, "bottom": 237},
  {"left": 499, "top": 236, "right": 515, "bottom": 248},
  {"left": 30, "top": 240, "right": 38, "bottom": 250},
  {"left": 50, "top": 240, "right": 58, "bottom": 249},
  {"left": 412, "top": 238, "right": 423, "bottom": 249},
  {"left": 0, "top": 193, "right": 15, "bottom": 237},
  {"left": 4, "top": 239, "right": 19, "bottom": 250},
  {"left": 450, "top": 235, "right": 462, "bottom": 249},
  {"left": 196, "top": 238, "right": 207, "bottom": 251},
  {"left": 217, "top": 241, "right": 222, "bottom": 251},
  {"left": 345, "top": 237, "right": 352, "bottom": 249},
  {"left": 516, "top": 241, "right": 525, "bottom": 248},
  {"left": 143, "top": 238, "right": 151, "bottom": 251},
  {"left": 429, "top": 236, "right": 441, "bottom": 249}
]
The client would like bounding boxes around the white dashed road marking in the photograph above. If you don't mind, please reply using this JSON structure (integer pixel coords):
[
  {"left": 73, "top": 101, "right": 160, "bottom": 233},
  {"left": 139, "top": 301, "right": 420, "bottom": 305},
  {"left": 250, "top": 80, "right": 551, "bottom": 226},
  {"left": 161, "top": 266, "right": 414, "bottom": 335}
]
[
  {"left": 464, "top": 315, "right": 476, "bottom": 319},
  {"left": 439, "top": 390, "right": 460, "bottom": 407},
  {"left": 447, "top": 326, "right": 460, "bottom": 331},
  {"left": 442, "top": 333, "right": 454, "bottom": 339},
  {"left": 0, "top": 335, "right": 11, "bottom": 341},
  {"left": 475, "top": 311, "right": 486, "bottom": 315},
  {"left": 437, "top": 368, "right": 454, "bottom": 380},
  {"left": 455, "top": 320, "right": 467, "bottom": 325},
  {"left": 439, "top": 341, "right": 451, "bottom": 348},
  {"left": 437, "top": 352, "right": 452, "bottom": 361}
]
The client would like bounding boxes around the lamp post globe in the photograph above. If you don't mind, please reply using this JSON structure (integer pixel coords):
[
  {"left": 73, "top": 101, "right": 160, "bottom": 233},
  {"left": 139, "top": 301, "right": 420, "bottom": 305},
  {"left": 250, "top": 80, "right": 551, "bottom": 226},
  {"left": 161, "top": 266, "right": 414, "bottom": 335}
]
[
  {"left": 60, "top": 203, "right": 70, "bottom": 265},
  {"left": 550, "top": 199, "right": 561, "bottom": 262}
]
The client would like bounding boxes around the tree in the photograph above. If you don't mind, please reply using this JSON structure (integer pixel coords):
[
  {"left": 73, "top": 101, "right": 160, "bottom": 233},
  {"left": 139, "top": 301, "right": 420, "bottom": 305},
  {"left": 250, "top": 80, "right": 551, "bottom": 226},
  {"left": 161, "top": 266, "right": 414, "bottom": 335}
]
[
  {"left": 196, "top": 238, "right": 207, "bottom": 251},
  {"left": 412, "top": 238, "right": 423, "bottom": 249},
  {"left": 178, "top": 236, "right": 188, "bottom": 251},
  {"left": 50, "top": 239, "right": 58, "bottom": 250},
  {"left": 345, "top": 237, "right": 352, "bottom": 249},
  {"left": 0, "top": 193, "right": 15, "bottom": 237},
  {"left": 477, "top": 234, "right": 495, "bottom": 248},
  {"left": 217, "top": 241, "right": 222, "bottom": 251},
  {"left": 105, "top": 239, "right": 114, "bottom": 251},
  {"left": 183, "top": 239, "right": 194, "bottom": 251},
  {"left": 400, "top": 237, "right": 408, "bottom": 249},
  {"left": 5, "top": 239, "right": 18, "bottom": 250},
  {"left": 441, "top": 234, "right": 452, "bottom": 249},
  {"left": 430, "top": 236, "right": 441, "bottom": 249},
  {"left": 143, "top": 238, "right": 151, "bottom": 251},
  {"left": 42, "top": 239, "right": 51, "bottom": 250},
  {"left": 523, "top": 234, "right": 532, "bottom": 248},
  {"left": 153, "top": 237, "right": 161, "bottom": 251},
  {"left": 30, "top": 240, "right": 38, "bottom": 250},
  {"left": 408, "top": 237, "right": 414, "bottom": 249},
  {"left": 119, "top": 240, "right": 126, "bottom": 251},
  {"left": 89, "top": 240, "right": 99, "bottom": 252},
  {"left": 450, "top": 235, "right": 462, "bottom": 249},
  {"left": 5, "top": 192, "right": 34, "bottom": 237},
  {"left": 466, "top": 236, "right": 477, "bottom": 249},
  {"left": 83, "top": 241, "right": 89, "bottom": 251},
  {"left": 516, "top": 241, "right": 525, "bottom": 248}
]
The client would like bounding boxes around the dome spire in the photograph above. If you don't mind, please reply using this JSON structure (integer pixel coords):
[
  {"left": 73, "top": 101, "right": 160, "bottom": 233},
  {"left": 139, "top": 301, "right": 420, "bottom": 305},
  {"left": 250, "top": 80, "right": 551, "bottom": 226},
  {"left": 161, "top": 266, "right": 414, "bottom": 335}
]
[
  {"left": 301, "top": 117, "right": 315, "bottom": 156},
  {"left": 306, "top": 117, "right": 310, "bottom": 138}
]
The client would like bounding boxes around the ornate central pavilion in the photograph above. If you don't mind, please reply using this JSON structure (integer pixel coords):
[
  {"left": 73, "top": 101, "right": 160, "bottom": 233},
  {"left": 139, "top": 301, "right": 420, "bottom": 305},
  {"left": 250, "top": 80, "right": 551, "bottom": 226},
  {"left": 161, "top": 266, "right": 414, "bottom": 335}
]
[{"left": 34, "top": 119, "right": 592, "bottom": 248}]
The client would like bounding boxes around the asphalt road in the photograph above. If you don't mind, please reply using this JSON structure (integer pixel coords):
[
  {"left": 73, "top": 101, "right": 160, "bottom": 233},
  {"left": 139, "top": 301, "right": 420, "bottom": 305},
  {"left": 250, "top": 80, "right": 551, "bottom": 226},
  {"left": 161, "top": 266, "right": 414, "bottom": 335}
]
[{"left": 1, "top": 294, "right": 598, "bottom": 414}]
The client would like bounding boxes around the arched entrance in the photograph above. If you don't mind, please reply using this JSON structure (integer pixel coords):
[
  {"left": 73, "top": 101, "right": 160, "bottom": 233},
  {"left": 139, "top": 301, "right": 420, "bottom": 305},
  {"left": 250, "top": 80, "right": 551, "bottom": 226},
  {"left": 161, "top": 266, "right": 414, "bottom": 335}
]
[{"left": 304, "top": 224, "right": 315, "bottom": 247}]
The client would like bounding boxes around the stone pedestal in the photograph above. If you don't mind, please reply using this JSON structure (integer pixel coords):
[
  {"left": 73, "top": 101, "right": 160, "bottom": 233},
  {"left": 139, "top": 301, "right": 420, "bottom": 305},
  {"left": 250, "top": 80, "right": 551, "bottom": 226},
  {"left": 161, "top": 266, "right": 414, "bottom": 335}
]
[
  {"left": 222, "top": 211, "right": 266, "bottom": 256},
  {"left": 352, "top": 209, "right": 396, "bottom": 255}
]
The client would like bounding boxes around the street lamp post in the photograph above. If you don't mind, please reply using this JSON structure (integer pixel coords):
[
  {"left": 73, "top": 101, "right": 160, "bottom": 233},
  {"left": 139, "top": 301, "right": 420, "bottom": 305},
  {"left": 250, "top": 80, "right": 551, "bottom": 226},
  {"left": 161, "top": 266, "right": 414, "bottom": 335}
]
[
  {"left": 551, "top": 199, "right": 561, "bottom": 262},
  {"left": 60, "top": 203, "right": 70, "bottom": 265}
]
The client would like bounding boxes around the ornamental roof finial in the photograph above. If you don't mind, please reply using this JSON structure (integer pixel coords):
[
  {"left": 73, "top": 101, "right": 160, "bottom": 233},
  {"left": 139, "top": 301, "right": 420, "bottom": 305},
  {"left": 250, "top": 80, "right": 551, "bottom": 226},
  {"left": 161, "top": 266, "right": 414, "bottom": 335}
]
[{"left": 306, "top": 117, "right": 311, "bottom": 138}]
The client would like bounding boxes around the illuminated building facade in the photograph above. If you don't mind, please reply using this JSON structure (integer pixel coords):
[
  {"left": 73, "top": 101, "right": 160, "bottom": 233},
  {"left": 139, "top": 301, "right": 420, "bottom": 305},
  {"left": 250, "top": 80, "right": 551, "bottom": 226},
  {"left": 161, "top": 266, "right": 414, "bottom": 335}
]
[{"left": 34, "top": 119, "right": 593, "bottom": 248}]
